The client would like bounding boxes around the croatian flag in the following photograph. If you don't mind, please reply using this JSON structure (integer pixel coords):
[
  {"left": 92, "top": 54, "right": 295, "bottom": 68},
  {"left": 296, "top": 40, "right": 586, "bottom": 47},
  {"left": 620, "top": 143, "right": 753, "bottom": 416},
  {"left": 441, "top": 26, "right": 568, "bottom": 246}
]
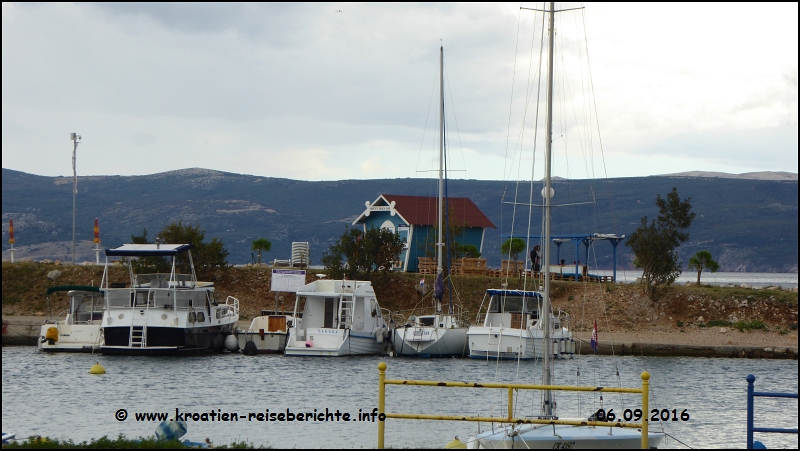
[{"left": 590, "top": 320, "right": 598, "bottom": 353}]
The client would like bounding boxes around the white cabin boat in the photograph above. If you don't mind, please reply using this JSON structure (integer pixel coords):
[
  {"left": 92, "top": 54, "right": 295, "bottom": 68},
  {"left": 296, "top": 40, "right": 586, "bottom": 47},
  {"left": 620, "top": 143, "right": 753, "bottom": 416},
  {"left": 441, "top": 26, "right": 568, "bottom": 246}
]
[
  {"left": 392, "top": 313, "right": 468, "bottom": 357},
  {"left": 467, "top": 289, "right": 573, "bottom": 360},
  {"left": 100, "top": 243, "right": 239, "bottom": 355},
  {"left": 38, "top": 286, "right": 104, "bottom": 352},
  {"left": 237, "top": 311, "right": 293, "bottom": 354},
  {"left": 285, "top": 279, "right": 389, "bottom": 356}
]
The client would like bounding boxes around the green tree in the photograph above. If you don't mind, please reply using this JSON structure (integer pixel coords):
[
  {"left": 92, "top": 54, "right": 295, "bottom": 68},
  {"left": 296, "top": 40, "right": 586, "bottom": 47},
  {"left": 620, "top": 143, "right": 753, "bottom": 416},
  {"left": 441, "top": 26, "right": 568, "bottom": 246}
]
[
  {"left": 501, "top": 237, "right": 525, "bottom": 261},
  {"left": 158, "top": 221, "right": 229, "bottom": 273},
  {"left": 251, "top": 238, "right": 272, "bottom": 265},
  {"left": 626, "top": 187, "right": 695, "bottom": 299},
  {"left": 457, "top": 243, "right": 481, "bottom": 258},
  {"left": 688, "top": 250, "right": 720, "bottom": 285},
  {"left": 322, "top": 226, "right": 405, "bottom": 280}
]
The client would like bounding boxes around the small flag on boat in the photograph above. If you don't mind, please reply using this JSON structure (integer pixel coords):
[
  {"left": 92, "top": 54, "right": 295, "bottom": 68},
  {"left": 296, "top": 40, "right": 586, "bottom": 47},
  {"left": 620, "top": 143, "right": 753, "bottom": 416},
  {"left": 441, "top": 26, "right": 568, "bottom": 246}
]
[
  {"left": 8, "top": 219, "right": 14, "bottom": 245},
  {"left": 590, "top": 320, "right": 598, "bottom": 353},
  {"left": 93, "top": 218, "right": 100, "bottom": 244}
]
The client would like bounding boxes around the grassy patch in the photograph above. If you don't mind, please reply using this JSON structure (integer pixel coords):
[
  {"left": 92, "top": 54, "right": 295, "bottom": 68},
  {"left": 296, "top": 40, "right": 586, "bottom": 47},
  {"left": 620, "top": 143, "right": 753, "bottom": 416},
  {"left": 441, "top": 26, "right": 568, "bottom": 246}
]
[
  {"left": 734, "top": 319, "right": 768, "bottom": 332},
  {"left": 706, "top": 320, "right": 733, "bottom": 327}
]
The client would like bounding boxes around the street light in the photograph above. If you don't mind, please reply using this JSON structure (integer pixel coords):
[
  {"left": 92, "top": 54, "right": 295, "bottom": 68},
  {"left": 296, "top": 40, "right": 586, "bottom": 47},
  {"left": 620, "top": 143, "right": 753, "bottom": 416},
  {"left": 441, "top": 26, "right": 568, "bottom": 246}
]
[{"left": 71, "top": 133, "right": 81, "bottom": 264}]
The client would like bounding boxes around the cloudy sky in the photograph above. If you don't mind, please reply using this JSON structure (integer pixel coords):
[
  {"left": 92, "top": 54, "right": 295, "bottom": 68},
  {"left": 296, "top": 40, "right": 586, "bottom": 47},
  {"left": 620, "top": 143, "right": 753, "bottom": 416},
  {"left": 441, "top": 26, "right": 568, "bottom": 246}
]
[{"left": 2, "top": 2, "right": 797, "bottom": 182}]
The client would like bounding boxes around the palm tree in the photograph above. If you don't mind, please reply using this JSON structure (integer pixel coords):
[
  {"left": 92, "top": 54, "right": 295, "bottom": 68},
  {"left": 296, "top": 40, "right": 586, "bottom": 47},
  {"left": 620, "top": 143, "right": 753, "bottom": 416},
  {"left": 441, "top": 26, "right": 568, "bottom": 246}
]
[
  {"left": 252, "top": 238, "right": 272, "bottom": 265},
  {"left": 688, "top": 250, "right": 720, "bottom": 284}
]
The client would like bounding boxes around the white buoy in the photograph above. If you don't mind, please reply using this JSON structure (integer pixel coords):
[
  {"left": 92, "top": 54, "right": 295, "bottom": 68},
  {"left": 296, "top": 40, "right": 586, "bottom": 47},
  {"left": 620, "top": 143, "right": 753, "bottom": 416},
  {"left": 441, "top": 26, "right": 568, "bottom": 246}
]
[{"left": 224, "top": 334, "right": 239, "bottom": 352}]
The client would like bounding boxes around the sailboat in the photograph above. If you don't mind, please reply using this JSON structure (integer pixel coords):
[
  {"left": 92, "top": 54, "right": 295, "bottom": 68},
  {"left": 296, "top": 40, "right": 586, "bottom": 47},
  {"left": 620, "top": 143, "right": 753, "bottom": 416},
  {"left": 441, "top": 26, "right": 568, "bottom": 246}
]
[
  {"left": 473, "top": 3, "right": 664, "bottom": 447},
  {"left": 391, "top": 45, "right": 469, "bottom": 358}
]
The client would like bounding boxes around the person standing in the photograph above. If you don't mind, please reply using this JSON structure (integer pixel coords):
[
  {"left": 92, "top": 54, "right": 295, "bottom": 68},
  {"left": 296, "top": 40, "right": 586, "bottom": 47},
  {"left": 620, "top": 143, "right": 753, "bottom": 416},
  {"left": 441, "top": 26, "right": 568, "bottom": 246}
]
[{"left": 530, "top": 245, "right": 542, "bottom": 273}]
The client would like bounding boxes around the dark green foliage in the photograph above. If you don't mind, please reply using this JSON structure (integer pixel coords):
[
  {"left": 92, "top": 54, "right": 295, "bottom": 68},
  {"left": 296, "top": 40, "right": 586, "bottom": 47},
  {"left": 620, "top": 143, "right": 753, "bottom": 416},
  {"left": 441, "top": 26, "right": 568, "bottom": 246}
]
[
  {"left": 705, "top": 320, "right": 733, "bottom": 327},
  {"left": 458, "top": 243, "right": 481, "bottom": 258},
  {"left": 688, "top": 250, "right": 720, "bottom": 284},
  {"left": 501, "top": 237, "right": 525, "bottom": 261},
  {"left": 129, "top": 222, "right": 228, "bottom": 274},
  {"left": 321, "top": 226, "right": 405, "bottom": 280},
  {"left": 159, "top": 221, "right": 228, "bottom": 273},
  {"left": 251, "top": 238, "right": 272, "bottom": 265},
  {"left": 734, "top": 319, "right": 768, "bottom": 332},
  {"left": 626, "top": 187, "right": 696, "bottom": 300}
]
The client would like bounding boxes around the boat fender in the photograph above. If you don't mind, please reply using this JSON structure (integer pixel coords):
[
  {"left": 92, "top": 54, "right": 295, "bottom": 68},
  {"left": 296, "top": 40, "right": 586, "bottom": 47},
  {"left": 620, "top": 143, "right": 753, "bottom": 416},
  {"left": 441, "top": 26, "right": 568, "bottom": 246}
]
[
  {"left": 224, "top": 334, "right": 239, "bottom": 352},
  {"left": 212, "top": 334, "right": 225, "bottom": 352},
  {"left": 243, "top": 340, "right": 258, "bottom": 356},
  {"left": 376, "top": 327, "right": 385, "bottom": 344},
  {"left": 89, "top": 363, "right": 106, "bottom": 374},
  {"left": 45, "top": 327, "right": 59, "bottom": 343},
  {"left": 445, "top": 436, "right": 467, "bottom": 449},
  {"left": 305, "top": 340, "right": 313, "bottom": 348}
]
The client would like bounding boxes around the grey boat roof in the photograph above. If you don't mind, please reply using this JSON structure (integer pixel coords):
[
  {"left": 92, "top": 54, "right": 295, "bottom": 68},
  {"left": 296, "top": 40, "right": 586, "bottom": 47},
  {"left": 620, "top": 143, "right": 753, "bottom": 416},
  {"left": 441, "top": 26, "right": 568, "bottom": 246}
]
[{"left": 105, "top": 243, "right": 193, "bottom": 257}]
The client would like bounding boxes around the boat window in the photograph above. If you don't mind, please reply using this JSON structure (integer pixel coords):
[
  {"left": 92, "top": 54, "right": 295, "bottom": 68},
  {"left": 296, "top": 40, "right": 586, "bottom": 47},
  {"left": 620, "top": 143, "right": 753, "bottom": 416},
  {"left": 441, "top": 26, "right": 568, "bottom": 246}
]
[
  {"left": 489, "top": 295, "right": 540, "bottom": 314},
  {"left": 419, "top": 317, "right": 435, "bottom": 327}
]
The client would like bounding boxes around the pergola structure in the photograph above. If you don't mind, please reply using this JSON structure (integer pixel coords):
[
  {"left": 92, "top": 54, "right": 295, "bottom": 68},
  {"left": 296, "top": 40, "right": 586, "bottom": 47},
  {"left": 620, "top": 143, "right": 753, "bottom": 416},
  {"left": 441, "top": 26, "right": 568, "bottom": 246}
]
[{"left": 501, "top": 233, "right": 625, "bottom": 281}]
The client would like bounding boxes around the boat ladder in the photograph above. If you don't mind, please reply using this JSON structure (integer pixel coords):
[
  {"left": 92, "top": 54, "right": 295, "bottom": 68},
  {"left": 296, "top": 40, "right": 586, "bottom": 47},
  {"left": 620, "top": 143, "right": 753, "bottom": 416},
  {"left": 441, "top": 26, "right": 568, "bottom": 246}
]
[
  {"left": 129, "top": 321, "right": 147, "bottom": 348},
  {"left": 339, "top": 300, "right": 353, "bottom": 329}
]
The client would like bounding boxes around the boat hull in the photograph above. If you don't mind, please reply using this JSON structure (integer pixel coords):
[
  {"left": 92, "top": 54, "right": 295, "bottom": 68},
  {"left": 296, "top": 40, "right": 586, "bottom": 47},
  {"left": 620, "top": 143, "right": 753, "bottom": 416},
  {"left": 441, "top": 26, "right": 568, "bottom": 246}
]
[
  {"left": 285, "top": 329, "right": 384, "bottom": 356},
  {"left": 475, "top": 423, "right": 665, "bottom": 449},
  {"left": 101, "top": 324, "right": 234, "bottom": 355},
  {"left": 467, "top": 327, "right": 572, "bottom": 360},
  {"left": 37, "top": 323, "right": 102, "bottom": 352},
  {"left": 392, "top": 326, "right": 468, "bottom": 357},
  {"left": 237, "top": 331, "right": 287, "bottom": 354}
]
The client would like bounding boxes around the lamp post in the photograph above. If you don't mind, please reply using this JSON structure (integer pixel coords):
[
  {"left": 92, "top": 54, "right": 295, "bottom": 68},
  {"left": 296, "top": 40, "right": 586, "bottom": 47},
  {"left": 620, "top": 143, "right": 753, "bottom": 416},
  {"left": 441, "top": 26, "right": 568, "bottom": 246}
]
[{"left": 71, "top": 133, "right": 81, "bottom": 264}]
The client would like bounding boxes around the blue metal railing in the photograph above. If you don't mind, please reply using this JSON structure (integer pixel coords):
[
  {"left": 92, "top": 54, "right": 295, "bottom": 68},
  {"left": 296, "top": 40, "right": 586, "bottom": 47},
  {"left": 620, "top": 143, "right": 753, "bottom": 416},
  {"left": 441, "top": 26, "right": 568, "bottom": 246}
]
[{"left": 746, "top": 374, "right": 798, "bottom": 449}]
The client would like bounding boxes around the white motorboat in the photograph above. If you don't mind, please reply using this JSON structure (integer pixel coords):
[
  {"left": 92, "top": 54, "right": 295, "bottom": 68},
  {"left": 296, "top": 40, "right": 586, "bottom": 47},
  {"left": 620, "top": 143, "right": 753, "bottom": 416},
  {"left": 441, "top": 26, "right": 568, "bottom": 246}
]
[
  {"left": 391, "top": 45, "right": 469, "bottom": 358},
  {"left": 392, "top": 313, "right": 467, "bottom": 357},
  {"left": 37, "top": 286, "right": 104, "bottom": 352},
  {"left": 285, "top": 279, "right": 389, "bottom": 356},
  {"left": 469, "top": 3, "right": 664, "bottom": 447},
  {"left": 99, "top": 243, "right": 239, "bottom": 355},
  {"left": 467, "top": 289, "right": 573, "bottom": 360},
  {"left": 237, "top": 311, "right": 293, "bottom": 354}
]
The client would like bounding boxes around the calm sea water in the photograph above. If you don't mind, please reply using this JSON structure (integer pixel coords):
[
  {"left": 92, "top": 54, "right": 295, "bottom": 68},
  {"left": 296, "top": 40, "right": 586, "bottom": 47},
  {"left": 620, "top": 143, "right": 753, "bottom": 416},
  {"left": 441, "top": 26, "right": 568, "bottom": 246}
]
[
  {"left": 1, "top": 347, "right": 797, "bottom": 449},
  {"left": 588, "top": 271, "right": 798, "bottom": 289}
]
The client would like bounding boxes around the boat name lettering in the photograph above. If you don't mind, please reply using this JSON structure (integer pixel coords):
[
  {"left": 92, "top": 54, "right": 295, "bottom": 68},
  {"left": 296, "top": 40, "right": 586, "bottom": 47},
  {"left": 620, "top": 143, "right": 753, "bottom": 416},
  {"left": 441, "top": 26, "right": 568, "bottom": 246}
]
[{"left": 552, "top": 442, "right": 575, "bottom": 449}]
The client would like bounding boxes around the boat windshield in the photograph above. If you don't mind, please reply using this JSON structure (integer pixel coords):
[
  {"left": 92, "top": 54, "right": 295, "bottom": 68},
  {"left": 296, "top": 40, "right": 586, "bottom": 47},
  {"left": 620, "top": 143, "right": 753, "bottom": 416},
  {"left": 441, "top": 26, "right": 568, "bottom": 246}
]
[{"left": 488, "top": 295, "right": 539, "bottom": 315}]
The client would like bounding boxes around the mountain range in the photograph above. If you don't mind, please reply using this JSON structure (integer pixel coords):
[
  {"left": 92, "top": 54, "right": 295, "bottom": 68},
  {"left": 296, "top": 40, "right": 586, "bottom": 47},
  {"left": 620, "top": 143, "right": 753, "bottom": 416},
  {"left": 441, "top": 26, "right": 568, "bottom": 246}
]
[{"left": 2, "top": 168, "right": 797, "bottom": 273}]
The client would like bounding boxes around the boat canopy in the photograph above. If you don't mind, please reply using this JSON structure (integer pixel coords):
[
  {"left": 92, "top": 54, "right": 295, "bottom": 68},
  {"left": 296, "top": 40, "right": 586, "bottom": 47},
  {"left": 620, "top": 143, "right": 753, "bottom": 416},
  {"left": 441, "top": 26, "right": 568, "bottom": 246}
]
[
  {"left": 486, "top": 289, "right": 542, "bottom": 298},
  {"left": 46, "top": 285, "right": 101, "bottom": 295},
  {"left": 105, "top": 243, "right": 193, "bottom": 257}
]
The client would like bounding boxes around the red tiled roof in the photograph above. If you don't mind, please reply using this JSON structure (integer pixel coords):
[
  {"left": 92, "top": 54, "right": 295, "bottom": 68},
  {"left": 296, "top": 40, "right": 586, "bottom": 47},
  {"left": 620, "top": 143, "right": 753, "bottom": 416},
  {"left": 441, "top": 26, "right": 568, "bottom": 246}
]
[{"left": 381, "top": 194, "right": 496, "bottom": 228}]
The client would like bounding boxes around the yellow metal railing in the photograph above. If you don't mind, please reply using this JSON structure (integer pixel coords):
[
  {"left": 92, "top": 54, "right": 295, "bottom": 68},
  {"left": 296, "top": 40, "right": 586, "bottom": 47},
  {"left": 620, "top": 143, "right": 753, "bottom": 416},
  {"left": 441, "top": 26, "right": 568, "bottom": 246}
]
[{"left": 377, "top": 362, "right": 652, "bottom": 449}]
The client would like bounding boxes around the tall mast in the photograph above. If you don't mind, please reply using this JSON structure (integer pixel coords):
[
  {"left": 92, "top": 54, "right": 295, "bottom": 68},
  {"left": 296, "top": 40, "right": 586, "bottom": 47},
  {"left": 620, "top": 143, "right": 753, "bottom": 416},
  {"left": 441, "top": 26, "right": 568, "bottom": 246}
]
[
  {"left": 542, "top": 0, "right": 555, "bottom": 417},
  {"left": 437, "top": 45, "right": 445, "bottom": 278}
]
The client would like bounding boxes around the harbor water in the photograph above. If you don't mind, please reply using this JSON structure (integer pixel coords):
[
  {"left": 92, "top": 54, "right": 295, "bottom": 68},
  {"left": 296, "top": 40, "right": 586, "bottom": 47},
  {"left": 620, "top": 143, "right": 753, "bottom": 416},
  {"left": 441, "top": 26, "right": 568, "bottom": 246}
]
[{"left": 2, "top": 347, "right": 797, "bottom": 448}]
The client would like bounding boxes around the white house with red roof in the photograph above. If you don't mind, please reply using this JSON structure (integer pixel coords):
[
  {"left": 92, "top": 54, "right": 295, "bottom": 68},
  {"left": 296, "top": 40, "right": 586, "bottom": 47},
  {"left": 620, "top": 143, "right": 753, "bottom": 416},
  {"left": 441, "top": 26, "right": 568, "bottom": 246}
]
[{"left": 352, "top": 194, "right": 496, "bottom": 272}]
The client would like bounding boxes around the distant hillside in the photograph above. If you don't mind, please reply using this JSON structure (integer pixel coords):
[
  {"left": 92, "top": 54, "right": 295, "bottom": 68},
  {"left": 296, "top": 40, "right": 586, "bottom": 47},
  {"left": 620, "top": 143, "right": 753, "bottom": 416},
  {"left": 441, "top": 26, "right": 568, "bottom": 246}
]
[{"left": 2, "top": 168, "right": 797, "bottom": 272}]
